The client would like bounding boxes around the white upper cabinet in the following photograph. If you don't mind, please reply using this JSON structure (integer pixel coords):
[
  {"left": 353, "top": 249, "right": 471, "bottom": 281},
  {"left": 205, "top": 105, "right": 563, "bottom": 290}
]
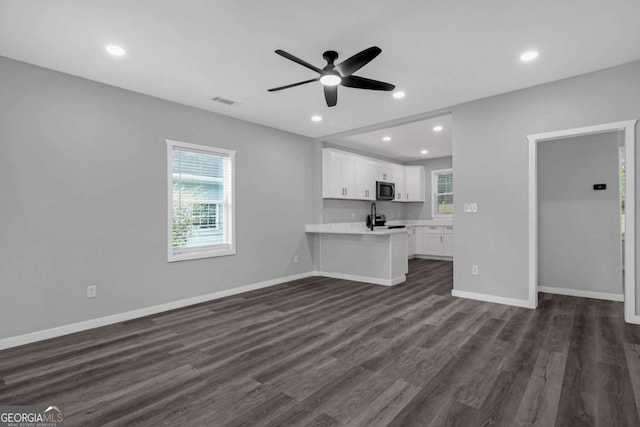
[
  {"left": 322, "top": 148, "right": 425, "bottom": 203},
  {"left": 377, "top": 162, "right": 392, "bottom": 182},
  {"left": 323, "top": 149, "right": 356, "bottom": 199},
  {"left": 355, "top": 158, "right": 377, "bottom": 200},
  {"left": 391, "top": 164, "right": 405, "bottom": 202},
  {"left": 404, "top": 166, "right": 425, "bottom": 202}
]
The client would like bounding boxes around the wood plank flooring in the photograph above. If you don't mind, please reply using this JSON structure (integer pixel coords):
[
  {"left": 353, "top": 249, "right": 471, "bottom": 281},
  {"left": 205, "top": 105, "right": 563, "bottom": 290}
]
[{"left": 1, "top": 259, "right": 640, "bottom": 426}]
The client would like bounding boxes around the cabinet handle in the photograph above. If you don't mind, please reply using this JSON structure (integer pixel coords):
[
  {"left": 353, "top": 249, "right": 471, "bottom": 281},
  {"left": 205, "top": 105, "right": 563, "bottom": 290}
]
[{"left": 441, "top": 236, "right": 443, "bottom": 243}]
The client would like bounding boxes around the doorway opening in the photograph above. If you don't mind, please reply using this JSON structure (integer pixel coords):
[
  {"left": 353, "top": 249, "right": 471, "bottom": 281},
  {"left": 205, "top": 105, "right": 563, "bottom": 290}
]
[{"left": 527, "top": 120, "right": 638, "bottom": 324}]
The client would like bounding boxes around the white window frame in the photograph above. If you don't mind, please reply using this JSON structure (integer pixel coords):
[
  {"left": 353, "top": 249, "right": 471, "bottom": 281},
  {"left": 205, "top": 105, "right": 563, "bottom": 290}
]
[
  {"left": 432, "top": 168, "right": 453, "bottom": 218},
  {"left": 167, "top": 139, "right": 236, "bottom": 262}
]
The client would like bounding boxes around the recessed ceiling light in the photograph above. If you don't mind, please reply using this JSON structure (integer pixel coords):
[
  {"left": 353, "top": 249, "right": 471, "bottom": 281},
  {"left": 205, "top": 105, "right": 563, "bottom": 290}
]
[
  {"left": 433, "top": 125, "right": 443, "bottom": 132},
  {"left": 392, "top": 91, "right": 405, "bottom": 99},
  {"left": 520, "top": 50, "right": 539, "bottom": 62},
  {"left": 382, "top": 136, "right": 391, "bottom": 142},
  {"left": 421, "top": 150, "right": 429, "bottom": 154},
  {"left": 311, "top": 115, "right": 322, "bottom": 122},
  {"left": 105, "top": 44, "right": 126, "bottom": 57},
  {"left": 319, "top": 74, "right": 341, "bottom": 86}
]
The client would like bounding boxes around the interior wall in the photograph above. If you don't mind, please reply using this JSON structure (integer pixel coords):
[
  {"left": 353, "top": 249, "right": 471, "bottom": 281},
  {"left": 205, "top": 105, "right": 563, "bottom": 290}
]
[
  {"left": 451, "top": 60, "right": 640, "bottom": 312},
  {"left": 404, "top": 156, "right": 453, "bottom": 220},
  {"left": 0, "top": 57, "right": 315, "bottom": 340},
  {"left": 537, "top": 132, "right": 622, "bottom": 295}
]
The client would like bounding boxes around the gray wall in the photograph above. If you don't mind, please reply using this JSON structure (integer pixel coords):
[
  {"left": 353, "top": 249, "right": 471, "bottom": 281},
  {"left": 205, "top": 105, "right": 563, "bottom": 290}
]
[
  {"left": 451, "top": 60, "right": 640, "bottom": 313},
  {"left": 405, "top": 156, "right": 453, "bottom": 220},
  {"left": 0, "top": 57, "right": 315, "bottom": 339},
  {"left": 538, "top": 132, "right": 622, "bottom": 295}
]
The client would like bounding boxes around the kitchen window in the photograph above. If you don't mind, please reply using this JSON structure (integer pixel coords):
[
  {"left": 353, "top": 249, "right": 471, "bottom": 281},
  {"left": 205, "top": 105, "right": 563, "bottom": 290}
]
[
  {"left": 432, "top": 169, "right": 453, "bottom": 217},
  {"left": 167, "top": 140, "right": 235, "bottom": 262}
]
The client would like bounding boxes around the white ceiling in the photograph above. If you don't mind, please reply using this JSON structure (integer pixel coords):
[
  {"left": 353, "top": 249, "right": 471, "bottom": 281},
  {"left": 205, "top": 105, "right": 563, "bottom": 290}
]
[
  {"left": 1, "top": 0, "right": 639, "bottom": 141},
  {"left": 332, "top": 114, "right": 452, "bottom": 162}
]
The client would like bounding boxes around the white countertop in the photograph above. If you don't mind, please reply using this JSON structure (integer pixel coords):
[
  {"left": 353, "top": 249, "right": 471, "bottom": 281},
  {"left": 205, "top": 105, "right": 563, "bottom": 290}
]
[
  {"left": 386, "top": 219, "right": 453, "bottom": 227},
  {"left": 305, "top": 223, "right": 409, "bottom": 235}
]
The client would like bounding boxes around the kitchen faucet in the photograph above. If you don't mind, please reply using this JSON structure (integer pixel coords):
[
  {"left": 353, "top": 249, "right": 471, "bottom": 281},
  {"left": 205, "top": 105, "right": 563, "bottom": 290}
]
[{"left": 370, "top": 202, "right": 376, "bottom": 231}]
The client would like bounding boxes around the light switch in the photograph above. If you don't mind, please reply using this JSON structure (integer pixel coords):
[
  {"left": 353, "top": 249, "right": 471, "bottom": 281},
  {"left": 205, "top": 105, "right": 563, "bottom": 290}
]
[{"left": 464, "top": 203, "right": 478, "bottom": 213}]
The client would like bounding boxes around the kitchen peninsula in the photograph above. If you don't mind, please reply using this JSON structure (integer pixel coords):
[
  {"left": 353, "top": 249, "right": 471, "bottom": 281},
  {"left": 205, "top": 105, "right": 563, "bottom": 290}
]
[{"left": 305, "top": 223, "right": 408, "bottom": 286}]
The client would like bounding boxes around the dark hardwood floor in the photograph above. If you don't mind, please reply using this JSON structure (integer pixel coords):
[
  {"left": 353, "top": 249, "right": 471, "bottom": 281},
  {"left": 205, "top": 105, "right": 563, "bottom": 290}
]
[{"left": 1, "top": 259, "right": 640, "bottom": 426}]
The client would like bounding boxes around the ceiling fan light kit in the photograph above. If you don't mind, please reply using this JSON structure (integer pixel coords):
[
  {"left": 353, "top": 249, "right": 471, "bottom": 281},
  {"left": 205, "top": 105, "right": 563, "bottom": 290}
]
[{"left": 268, "top": 46, "right": 395, "bottom": 107}]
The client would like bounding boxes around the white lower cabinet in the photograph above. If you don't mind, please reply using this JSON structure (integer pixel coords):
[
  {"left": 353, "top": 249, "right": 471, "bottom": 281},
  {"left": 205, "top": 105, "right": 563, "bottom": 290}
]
[
  {"left": 413, "top": 225, "right": 453, "bottom": 257},
  {"left": 407, "top": 227, "right": 416, "bottom": 256},
  {"left": 443, "top": 227, "right": 454, "bottom": 256}
]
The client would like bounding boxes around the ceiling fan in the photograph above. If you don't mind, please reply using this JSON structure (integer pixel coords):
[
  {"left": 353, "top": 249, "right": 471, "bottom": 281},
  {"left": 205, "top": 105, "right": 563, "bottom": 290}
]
[{"left": 268, "top": 46, "right": 395, "bottom": 107}]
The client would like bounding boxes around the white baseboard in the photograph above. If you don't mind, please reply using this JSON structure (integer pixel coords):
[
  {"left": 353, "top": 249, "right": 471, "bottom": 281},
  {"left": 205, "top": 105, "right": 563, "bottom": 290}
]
[
  {"left": 414, "top": 255, "right": 453, "bottom": 261},
  {"left": 537, "top": 286, "right": 624, "bottom": 302},
  {"left": 451, "top": 289, "right": 535, "bottom": 309},
  {"left": 0, "top": 272, "right": 314, "bottom": 351},
  {"left": 312, "top": 271, "right": 405, "bottom": 287},
  {"left": 625, "top": 313, "right": 640, "bottom": 325}
]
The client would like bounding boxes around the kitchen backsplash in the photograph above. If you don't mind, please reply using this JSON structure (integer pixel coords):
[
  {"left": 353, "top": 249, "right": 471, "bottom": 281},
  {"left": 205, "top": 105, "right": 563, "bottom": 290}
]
[{"left": 322, "top": 199, "right": 405, "bottom": 224}]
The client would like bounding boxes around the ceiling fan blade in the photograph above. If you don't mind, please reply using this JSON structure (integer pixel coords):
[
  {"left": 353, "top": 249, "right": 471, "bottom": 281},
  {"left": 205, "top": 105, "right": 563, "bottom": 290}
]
[
  {"left": 334, "top": 46, "right": 382, "bottom": 76},
  {"left": 341, "top": 75, "right": 395, "bottom": 91},
  {"left": 324, "top": 86, "right": 337, "bottom": 107},
  {"left": 275, "top": 50, "right": 322, "bottom": 74},
  {"left": 268, "top": 77, "right": 319, "bottom": 92}
]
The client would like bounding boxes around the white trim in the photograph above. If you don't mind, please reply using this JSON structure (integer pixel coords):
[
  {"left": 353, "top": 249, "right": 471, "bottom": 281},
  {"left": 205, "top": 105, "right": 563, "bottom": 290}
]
[
  {"left": 312, "top": 271, "right": 406, "bottom": 287},
  {"left": 537, "top": 286, "right": 624, "bottom": 302},
  {"left": 0, "top": 272, "right": 313, "bottom": 351},
  {"left": 166, "top": 139, "right": 237, "bottom": 263},
  {"left": 538, "top": 286, "right": 624, "bottom": 302},
  {"left": 414, "top": 255, "right": 453, "bottom": 261},
  {"left": 527, "top": 120, "right": 638, "bottom": 323},
  {"left": 431, "top": 168, "right": 453, "bottom": 218},
  {"left": 451, "top": 289, "right": 534, "bottom": 308}
]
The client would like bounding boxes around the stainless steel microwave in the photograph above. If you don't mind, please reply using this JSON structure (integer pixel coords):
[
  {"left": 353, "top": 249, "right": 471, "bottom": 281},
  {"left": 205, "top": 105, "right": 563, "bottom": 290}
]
[{"left": 376, "top": 181, "right": 395, "bottom": 200}]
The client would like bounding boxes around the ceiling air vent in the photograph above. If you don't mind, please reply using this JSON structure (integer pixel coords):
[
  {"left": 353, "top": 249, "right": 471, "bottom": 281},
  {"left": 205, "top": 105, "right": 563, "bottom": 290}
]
[{"left": 211, "top": 96, "right": 239, "bottom": 106}]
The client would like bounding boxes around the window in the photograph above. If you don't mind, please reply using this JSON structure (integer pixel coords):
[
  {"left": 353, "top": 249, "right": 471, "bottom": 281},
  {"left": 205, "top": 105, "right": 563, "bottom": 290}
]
[
  {"left": 167, "top": 140, "right": 235, "bottom": 262},
  {"left": 432, "top": 169, "right": 453, "bottom": 217}
]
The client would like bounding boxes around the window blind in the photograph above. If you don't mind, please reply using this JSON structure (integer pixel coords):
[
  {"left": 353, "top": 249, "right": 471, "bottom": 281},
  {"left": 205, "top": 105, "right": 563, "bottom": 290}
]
[
  {"left": 433, "top": 170, "right": 453, "bottom": 216},
  {"left": 171, "top": 146, "right": 232, "bottom": 253}
]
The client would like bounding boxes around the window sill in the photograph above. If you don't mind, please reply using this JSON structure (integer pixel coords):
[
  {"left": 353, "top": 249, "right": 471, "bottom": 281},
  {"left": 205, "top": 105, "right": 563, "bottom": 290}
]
[{"left": 168, "top": 246, "right": 235, "bottom": 262}]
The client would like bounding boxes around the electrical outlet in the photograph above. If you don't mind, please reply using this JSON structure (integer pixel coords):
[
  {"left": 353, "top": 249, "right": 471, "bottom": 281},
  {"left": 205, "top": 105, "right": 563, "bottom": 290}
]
[
  {"left": 350, "top": 212, "right": 356, "bottom": 219},
  {"left": 464, "top": 203, "right": 478, "bottom": 213},
  {"left": 471, "top": 265, "right": 479, "bottom": 275},
  {"left": 86, "top": 285, "right": 97, "bottom": 298},
  {"left": 293, "top": 255, "right": 299, "bottom": 264}
]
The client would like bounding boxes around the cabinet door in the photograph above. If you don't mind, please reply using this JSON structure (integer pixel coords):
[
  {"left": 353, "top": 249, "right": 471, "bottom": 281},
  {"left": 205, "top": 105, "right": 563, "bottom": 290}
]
[
  {"left": 407, "top": 228, "right": 416, "bottom": 256},
  {"left": 443, "top": 234, "right": 454, "bottom": 256},
  {"left": 404, "top": 166, "right": 425, "bottom": 202},
  {"left": 391, "top": 165, "right": 405, "bottom": 201},
  {"left": 341, "top": 155, "right": 356, "bottom": 198},
  {"left": 323, "top": 150, "right": 344, "bottom": 198},
  {"left": 414, "top": 227, "right": 423, "bottom": 254},
  {"left": 422, "top": 233, "right": 444, "bottom": 255},
  {"left": 355, "top": 158, "right": 376, "bottom": 200},
  {"left": 377, "top": 163, "right": 392, "bottom": 182}
]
